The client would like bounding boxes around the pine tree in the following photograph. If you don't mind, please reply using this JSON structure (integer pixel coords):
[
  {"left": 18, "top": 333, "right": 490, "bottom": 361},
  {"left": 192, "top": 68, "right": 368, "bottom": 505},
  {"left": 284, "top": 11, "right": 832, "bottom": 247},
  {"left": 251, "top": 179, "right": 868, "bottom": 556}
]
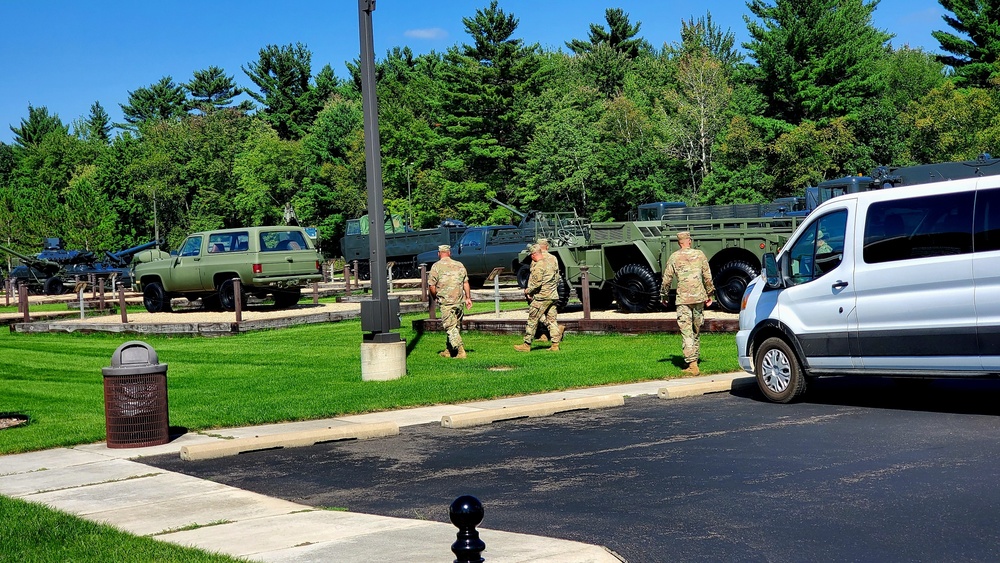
[
  {"left": 932, "top": 0, "right": 1000, "bottom": 87},
  {"left": 185, "top": 66, "right": 250, "bottom": 113},
  {"left": 10, "top": 105, "right": 68, "bottom": 148},
  {"left": 242, "top": 43, "right": 316, "bottom": 140},
  {"left": 744, "top": 0, "right": 892, "bottom": 123},
  {"left": 118, "top": 76, "right": 188, "bottom": 129},
  {"left": 84, "top": 101, "right": 112, "bottom": 143},
  {"left": 566, "top": 8, "right": 649, "bottom": 59}
]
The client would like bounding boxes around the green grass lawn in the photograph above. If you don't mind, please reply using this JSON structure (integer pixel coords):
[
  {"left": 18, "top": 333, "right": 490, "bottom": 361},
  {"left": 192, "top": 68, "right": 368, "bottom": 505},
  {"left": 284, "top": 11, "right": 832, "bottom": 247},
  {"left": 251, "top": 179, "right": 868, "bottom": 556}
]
[
  {"left": 0, "top": 496, "right": 243, "bottom": 563},
  {"left": 0, "top": 303, "right": 740, "bottom": 455}
]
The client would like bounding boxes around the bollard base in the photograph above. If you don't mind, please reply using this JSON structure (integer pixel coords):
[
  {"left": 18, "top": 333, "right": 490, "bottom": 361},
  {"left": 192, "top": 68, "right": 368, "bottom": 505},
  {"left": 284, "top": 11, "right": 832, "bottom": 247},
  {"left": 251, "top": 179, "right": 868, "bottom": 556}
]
[{"left": 360, "top": 340, "right": 407, "bottom": 381}]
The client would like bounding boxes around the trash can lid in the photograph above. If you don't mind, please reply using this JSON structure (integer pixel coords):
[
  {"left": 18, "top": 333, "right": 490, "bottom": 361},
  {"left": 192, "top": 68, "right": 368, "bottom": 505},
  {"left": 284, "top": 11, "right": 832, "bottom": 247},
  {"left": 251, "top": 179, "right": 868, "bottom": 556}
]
[{"left": 103, "top": 340, "right": 167, "bottom": 376}]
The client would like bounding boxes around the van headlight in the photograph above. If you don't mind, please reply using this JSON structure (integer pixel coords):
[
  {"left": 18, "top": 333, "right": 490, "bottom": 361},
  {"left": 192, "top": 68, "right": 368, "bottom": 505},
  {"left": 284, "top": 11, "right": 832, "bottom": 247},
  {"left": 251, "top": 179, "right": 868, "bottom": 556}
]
[{"left": 740, "top": 282, "right": 755, "bottom": 311}]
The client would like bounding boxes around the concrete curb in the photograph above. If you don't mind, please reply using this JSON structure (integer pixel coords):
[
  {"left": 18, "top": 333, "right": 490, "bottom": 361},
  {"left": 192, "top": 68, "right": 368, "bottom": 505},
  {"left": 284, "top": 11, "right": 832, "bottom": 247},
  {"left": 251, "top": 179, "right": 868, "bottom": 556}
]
[
  {"left": 180, "top": 422, "right": 399, "bottom": 461},
  {"left": 441, "top": 394, "right": 625, "bottom": 429},
  {"left": 658, "top": 376, "right": 756, "bottom": 400}
]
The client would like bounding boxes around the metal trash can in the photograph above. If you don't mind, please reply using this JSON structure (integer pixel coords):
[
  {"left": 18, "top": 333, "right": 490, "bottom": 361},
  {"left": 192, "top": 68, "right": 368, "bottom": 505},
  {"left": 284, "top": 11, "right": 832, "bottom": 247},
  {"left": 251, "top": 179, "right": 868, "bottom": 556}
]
[{"left": 102, "top": 341, "right": 169, "bottom": 448}]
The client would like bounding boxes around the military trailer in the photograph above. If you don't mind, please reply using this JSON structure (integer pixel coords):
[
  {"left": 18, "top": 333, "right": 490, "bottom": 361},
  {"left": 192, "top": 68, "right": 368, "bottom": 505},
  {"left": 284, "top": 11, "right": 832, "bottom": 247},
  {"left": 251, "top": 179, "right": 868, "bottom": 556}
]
[{"left": 527, "top": 216, "right": 799, "bottom": 314}]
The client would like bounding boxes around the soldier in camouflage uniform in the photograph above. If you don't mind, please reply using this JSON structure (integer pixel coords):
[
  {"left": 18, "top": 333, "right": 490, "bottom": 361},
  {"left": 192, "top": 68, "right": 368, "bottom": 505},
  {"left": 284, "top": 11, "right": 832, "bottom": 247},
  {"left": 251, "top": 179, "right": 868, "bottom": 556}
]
[
  {"left": 534, "top": 238, "right": 561, "bottom": 342},
  {"left": 515, "top": 244, "right": 563, "bottom": 352},
  {"left": 428, "top": 245, "right": 473, "bottom": 358},
  {"left": 660, "top": 231, "right": 715, "bottom": 375}
]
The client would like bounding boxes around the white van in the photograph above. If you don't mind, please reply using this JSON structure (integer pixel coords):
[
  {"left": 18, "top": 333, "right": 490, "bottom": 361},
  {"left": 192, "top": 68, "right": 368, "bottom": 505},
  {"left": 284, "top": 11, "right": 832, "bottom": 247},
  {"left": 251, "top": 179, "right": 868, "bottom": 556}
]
[{"left": 737, "top": 174, "right": 1000, "bottom": 402}]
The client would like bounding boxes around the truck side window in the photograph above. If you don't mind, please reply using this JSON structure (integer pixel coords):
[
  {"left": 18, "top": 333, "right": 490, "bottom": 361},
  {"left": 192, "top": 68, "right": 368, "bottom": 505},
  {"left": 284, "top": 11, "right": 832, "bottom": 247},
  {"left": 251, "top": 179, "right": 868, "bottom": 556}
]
[
  {"left": 787, "top": 210, "right": 847, "bottom": 286},
  {"left": 864, "top": 191, "right": 973, "bottom": 263},
  {"left": 179, "top": 236, "right": 202, "bottom": 257},
  {"left": 460, "top": 230, "right": 484, "bottom": 248}
]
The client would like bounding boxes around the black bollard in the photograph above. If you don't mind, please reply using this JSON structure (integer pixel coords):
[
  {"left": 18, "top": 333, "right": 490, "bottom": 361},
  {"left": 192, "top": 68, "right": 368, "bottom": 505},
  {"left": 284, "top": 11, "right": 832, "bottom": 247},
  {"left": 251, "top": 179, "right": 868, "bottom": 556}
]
[{"left": 450, "top": 495, "right": 486, "bottom": 563}]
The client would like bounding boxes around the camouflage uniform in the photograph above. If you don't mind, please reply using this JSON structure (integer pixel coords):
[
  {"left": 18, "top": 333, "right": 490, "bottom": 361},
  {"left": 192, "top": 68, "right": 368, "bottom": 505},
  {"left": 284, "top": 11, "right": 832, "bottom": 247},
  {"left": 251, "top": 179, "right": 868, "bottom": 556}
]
[
  {"left": 429, "top": 256, "right": 469, "bottom": 352},
  {"left": 661, "top": 239, "right": 715, "bottom": 365},
  {"left": 524, "top": 248, "right": 561, "bottom": 346}
]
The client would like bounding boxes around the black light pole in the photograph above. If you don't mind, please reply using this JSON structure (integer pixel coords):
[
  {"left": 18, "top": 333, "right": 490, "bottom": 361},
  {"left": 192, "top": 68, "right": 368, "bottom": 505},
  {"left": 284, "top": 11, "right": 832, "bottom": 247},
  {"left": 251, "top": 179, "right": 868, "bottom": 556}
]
[{"left": 358, "top": 0, "right": 400, "bottom": 344}]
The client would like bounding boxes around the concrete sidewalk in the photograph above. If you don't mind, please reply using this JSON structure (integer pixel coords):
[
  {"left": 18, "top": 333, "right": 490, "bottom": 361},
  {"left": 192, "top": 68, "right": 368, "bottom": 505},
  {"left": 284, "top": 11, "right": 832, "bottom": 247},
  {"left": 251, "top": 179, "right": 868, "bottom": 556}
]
[{"left": 0, "top": 373, "right": 754, "bottom": 563}]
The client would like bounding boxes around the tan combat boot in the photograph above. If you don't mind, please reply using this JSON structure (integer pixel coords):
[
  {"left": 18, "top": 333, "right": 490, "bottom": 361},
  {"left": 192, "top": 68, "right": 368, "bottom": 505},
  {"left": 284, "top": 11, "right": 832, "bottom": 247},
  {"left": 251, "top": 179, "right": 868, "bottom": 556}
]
[
  {"left": 455, "top": 346, "right": 467, "bottom": 359},
  {"left": 513, "top": 343, "right": 531, "bottom": 352},
  {"left": 538, "top": 333, "right": 549, "bottom": 342},
  {"left": 681, "top": 362, "right": 700, "bottom": 376},
  {"left": 548, "top": 342, "right": 560, "bottom": 352},
  {"left": 439, "top": 349, "right": 452, "bottom": 358}
]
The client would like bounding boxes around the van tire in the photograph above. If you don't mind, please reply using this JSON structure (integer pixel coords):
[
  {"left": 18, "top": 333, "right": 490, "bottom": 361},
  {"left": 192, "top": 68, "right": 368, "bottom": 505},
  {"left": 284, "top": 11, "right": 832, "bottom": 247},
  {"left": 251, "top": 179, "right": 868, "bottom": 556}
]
[
  {"left": 613, "top": 263, "right": 659, "bottom": 313},
  {"left": 755, "top": 337, "right": 807, "bottom": 403},
  {"left": 715, "top": 260, "right": 758, "bottom": 313}
]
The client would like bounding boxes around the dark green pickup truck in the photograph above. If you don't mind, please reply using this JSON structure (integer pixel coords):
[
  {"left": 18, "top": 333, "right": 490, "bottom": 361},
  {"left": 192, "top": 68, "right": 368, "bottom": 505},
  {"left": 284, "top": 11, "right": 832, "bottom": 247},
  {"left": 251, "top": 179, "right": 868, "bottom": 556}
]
[{"left": 132, "top": 226, "right": 323, "bottom": 312}]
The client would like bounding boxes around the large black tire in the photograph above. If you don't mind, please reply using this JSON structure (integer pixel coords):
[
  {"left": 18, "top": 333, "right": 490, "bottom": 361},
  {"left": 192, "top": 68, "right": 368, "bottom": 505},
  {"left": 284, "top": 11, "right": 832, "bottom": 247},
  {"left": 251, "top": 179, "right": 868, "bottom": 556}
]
[
  {"left": 43, "top": 276, "right": 65, "bottom": 295},
  {"left": 142, "top": 282, "right": 169, "bottom": 313},
  {"left": 714, "top": 260, "right": 758, "bottom": 313},
  {"left": 273, "top": 287, "right": 302, "bottom": 309},
  {"left": 754, "top": 337, "right": 807, "bottom": 403},
  {"left": 516, "top": 263, "right": 531, "bottom": 289},
  {"left": 577, "top": 287, "right": 615, "bottom": 310},
  {"left": 613, "top": 263, "right": 659, "bottom": 313},
  {"left": 218, "top": 279, "right": 248, "bottom": 311},
  {"left": 555, "top": 271, "right": 570, "bottom": 312}
]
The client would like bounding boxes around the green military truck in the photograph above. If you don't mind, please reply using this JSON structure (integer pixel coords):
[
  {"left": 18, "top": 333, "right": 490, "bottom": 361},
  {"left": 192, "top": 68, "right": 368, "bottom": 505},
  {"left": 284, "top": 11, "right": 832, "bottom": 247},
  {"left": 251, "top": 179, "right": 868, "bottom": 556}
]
[
  {"left": 528, "top": 216, "right": 800, "bottom": 314},
  {"left": 133, "top": 226, "right": 323, "bottom": 312}
]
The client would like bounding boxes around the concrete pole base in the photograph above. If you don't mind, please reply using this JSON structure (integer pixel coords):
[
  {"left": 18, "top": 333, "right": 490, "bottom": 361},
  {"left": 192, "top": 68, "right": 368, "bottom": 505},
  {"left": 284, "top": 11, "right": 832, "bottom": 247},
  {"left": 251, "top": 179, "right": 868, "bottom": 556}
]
[{"left": 360, "top": 340, "right": 407, "bottom": 381}]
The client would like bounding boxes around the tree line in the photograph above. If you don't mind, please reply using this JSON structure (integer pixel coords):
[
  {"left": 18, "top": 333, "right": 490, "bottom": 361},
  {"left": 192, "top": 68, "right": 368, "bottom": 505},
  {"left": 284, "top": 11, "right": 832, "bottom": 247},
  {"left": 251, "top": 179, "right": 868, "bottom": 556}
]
[{"left": 2, "top": 0, "right": 999, "bottom": 258}]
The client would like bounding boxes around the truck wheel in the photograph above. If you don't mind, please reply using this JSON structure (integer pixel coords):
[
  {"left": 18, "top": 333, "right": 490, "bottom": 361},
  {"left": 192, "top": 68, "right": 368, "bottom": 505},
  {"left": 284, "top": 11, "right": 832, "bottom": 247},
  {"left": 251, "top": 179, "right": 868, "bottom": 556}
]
[
  {"left": 273, "top": 287, "right": 302, "bottom": 308},
  {"left": 714, "top": 260, "right": 758, "bottom": 314},
  {"left": 357, "top": 261, "right": 371, "bottom": 281},
  {"left": 555, "top": 271, "right": 571, "bottom": 312},
  {"left": 142, "top": 282, "right": 169, "bottom": 313},
  {"left": 218, "top": 279, "right": 247, "bottom": 311},
  {"left": 755, "top": 337, "right": 807, "bottom": 403},
  {"left": 43, "top": 276, "right": 65, "bottom": 295},
  {"left": 613, "top": 264, "right": 659, "bottom": 313},
  {"left": 578, "top": 287, "right": 614, "bottom": 310},
  {"left": 516, "top": 263, "right": 531, "bottom": 289}
]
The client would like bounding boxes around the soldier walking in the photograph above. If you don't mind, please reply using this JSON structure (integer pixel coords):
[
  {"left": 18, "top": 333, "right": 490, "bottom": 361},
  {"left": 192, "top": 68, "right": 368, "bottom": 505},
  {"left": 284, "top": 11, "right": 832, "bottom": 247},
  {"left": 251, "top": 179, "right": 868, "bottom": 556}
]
[
  {"left": 534, "top": 238, "right": 560, "bottom": 342},
  {"left": 660, "top": 231, "right": 715, "bottom": 375},
  {"left": 428, "top": 244, "right": 473, "bottom": 358},
  {"left": 515, "top": 244, "right": 563, "bottom": 352}
]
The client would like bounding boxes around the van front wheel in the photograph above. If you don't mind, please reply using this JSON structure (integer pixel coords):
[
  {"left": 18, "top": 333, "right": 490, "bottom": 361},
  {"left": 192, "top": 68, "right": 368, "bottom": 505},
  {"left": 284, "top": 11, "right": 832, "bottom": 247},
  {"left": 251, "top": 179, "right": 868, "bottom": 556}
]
[{"left": 754, "top": 337, "right": 806, "bottom": 403}]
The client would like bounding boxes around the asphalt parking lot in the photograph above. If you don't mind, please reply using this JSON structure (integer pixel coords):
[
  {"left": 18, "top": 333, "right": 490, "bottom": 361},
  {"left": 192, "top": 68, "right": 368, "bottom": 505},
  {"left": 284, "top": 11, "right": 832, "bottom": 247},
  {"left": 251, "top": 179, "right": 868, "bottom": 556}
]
[{"left": 147, "top": 378, "right": 1000, "bottom": 562}]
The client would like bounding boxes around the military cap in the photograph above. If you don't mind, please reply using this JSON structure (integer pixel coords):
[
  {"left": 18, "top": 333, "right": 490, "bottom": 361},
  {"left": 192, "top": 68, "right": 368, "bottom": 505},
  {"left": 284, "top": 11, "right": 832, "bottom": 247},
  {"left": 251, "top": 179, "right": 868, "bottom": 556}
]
[
  {"left": 529, "top": 244, "right": 542, "bottom": 254},
  {"left": 677, "top": 231, "right": 692, "bottom": 241},
  {"left": 438, "top": 244, "right": 451, "bottom": 252},
  {"left": 537, "top": 238, "right": 549, "bottom": 246}
]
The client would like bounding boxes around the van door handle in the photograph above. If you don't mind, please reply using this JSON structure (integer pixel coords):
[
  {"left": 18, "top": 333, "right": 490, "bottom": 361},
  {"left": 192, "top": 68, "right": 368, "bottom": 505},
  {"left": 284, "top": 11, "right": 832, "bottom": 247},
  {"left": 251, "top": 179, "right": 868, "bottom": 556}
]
[{"left": 832, "top": 280, "right": 848, "bottom": 290}]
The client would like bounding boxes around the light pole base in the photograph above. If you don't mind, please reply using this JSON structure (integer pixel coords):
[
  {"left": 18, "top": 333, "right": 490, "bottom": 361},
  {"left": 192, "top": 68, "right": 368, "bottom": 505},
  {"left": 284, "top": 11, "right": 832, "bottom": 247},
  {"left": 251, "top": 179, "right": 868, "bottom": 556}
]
[{"left": 360, "top": 340, "right": 407, "bottom": 381}]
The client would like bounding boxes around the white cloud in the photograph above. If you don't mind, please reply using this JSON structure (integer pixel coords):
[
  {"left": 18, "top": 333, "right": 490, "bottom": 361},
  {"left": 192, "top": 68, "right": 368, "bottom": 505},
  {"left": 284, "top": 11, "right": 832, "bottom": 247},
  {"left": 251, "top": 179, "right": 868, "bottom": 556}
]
[{"left": 404, "top": 28, "right": 448, "bottom": 40}]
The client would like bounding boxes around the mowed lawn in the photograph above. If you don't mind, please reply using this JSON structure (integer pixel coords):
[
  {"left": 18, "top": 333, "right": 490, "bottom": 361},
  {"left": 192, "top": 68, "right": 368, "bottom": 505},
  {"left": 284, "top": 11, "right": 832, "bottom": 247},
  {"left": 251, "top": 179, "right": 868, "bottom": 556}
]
[{"left": 0, "top": 305, "right": 740, "bottom": 454}]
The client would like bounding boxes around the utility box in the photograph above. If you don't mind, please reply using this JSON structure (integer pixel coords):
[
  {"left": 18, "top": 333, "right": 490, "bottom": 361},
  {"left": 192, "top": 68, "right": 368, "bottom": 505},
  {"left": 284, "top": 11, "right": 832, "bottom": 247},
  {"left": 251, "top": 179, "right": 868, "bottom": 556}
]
[{"left": 102, "top": 341, "right": 169, "bottom": 448}]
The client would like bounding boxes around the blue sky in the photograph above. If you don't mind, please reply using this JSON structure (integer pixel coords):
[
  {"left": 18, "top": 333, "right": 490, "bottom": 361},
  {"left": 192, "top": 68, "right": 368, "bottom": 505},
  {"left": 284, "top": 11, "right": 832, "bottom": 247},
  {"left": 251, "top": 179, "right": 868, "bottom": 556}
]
[{"left": 1, "top": 0, "right": 948, "bottom": 144}]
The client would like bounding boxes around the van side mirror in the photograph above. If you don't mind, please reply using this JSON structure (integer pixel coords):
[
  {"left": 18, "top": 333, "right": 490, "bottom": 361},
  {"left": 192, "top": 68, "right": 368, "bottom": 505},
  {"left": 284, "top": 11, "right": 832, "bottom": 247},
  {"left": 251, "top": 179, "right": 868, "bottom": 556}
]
[{"left": 763, "top": 253, "right": 782, "bottom": 289}]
